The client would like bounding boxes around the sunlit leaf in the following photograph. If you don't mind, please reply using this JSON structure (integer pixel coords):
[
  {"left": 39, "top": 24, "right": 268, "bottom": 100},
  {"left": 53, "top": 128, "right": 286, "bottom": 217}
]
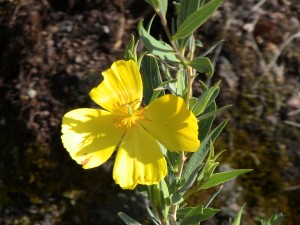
[
  {"left": 124, "top": 35, "right": 137, "bottom": 62},
  {"left": 160, "top": 179, "right": 170, "bottom": 219},
  {"left": 176, "top": 0, "right": 202, "bottom": 50},
  {"left": 189, "top": 97, "right": 198, "bottom": 111},
  {"left": 138, "top": 21, "right": 179, "bottom": 63},
  {"left": 197, "top": 104, "right": 233, "bottom": 120},
  {"left": 192, "top": 81, "right": 220, "bottom": 116},
  {"left": 160, "top": 0, "right": 168, "bottom": 18},
  {"left": 199, "top": 169, "right": 253, "bottom": 190},
  {"left": 179, "top": 207, "right": 220, "bottom": 224},
  {"left": 181, "top": 120, "right": 228, "bottom": 183},
  {"left": 189, "top": 57, "right": 214, "bottom": 77},
  {"left": 231, "top": 203, "right": 246, "bottom": 225},
  {"left": 173, "top": 0, "right": 223, "bottom": 40}
]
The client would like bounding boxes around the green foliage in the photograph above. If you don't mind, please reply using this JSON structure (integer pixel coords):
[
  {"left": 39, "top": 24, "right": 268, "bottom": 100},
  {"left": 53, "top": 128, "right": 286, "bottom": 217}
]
[
  {"left": 260, "top": 212, "right": 284, "bottom": 225},
  {"left": 181, "top": 119, "right": 228, "bottom": 183},
  {"left": 191, "top": 81, "right": 220, "bottom": 116},
  {"left": 124, "top": 35, "right": 138, "bottom": 62},
  {"left": 231, "top": 203, "right": 246, "bottom": 225},
  {"left": 189, "top": 57, "right": 214, "bottom": 77},
  {"left": 173, "top": 0, "right": 223, "bottom": 40},
  {"left": 179, "top": 207, "right": 220, "bottom": 224},
  {"left": 138, "top": 21, "right": 179, "bottom": 63},
  {"left": 140, "top": 56, "right": 163, "bottom": 105},
  {"left": 199, "top": 169, "right": 253, "bottom": 190},
  {"left": 118, "top": 0, "right": 283, "bottom": 224}
]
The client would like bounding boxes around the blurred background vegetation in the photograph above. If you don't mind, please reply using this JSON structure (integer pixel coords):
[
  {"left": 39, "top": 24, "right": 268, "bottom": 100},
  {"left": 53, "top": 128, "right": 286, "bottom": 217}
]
[{"left": 0, "top": 0, "right": 299, "bottom": 224}]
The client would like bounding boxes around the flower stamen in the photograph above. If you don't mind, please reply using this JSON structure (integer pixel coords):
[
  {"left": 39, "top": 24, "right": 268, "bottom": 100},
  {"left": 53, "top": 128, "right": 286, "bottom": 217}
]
[{"left": 113, "top": 99, "right": 145, "bottom": 128}]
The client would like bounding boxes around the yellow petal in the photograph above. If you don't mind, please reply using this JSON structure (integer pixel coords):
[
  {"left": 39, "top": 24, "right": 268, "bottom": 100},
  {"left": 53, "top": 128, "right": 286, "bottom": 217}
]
[
  {"left": 113, "top": 124, "right": 167, "bottom": 189},
  {"left": 139, "top": 94, "right": 200, "bottom": 152},
  {"left": 61, "top": 108, "right": 125, "bottom": 169},
  {"left": 89, "top": 60, "right": 143, "bottom": 112}
]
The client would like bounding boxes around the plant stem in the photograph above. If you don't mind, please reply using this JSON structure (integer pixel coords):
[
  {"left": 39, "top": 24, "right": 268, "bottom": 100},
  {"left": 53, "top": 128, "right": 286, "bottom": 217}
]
[{"left": 157, "top": 9, "right": 196, "bottom": 224}]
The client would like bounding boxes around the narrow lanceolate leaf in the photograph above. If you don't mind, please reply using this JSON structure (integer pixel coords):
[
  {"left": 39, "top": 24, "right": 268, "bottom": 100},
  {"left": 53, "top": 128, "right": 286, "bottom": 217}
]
[
  {"left": 189, "top": 57, "right": 214, "bottom": 77},
  {"left": 260, "top": 212, "right": 284, "bottom": 225},
  {"left": 176, "top": 0, "right": 202, "bottom": 50},
  {"left": 118, "top": 212, "right": 142, "bottom": 225},
  {"left": 198, "top": 101, "right": 216, "bottom": 141},
  {"left": 124, "top": 35, "right": 136, "bottom": 61},
  {"left": 192, "top": 81, "right": 220, "bottom": 116},
  {"left": 138, "top": 21, "right": 179, "bottom": 63},
  {"left": 179, "top": 207, "right": 220, "bottom": 224},
  {"left": 160, "top": 0, "right": 168, "bottom": 18},
  {"left": 173, "top": 0, "right": 223, "bottom": 40},
  {"left": 177, "top": 0, "right": 202, "bottom": 28},
  {"left": 159, "top": 179, "right": 171, "bottom": 219},
  {"left": 181, "top": 120, "right": 228, "bottom": 182},
  {"left": 141, "top": 56, "right": 163, "bottom": 105},
  {"left": 231, "top": 203, "right": 246, "bottom": 225},
  {"left": 199, "top": 169, "right": 253, "bottom": 190},
  {"left": 197, "top": 104, "right": 233, "bottom": 120}
]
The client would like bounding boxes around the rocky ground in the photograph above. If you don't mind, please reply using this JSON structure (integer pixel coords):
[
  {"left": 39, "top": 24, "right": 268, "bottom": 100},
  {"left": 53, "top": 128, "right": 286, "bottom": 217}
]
[{"left": 0, "top": 0, "right": 299, "bottom": 224}]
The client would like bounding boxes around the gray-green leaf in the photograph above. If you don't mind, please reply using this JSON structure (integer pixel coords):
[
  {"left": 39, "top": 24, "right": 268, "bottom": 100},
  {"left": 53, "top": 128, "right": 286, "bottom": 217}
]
[
  {"left": 179, "top": 207, "right": 220, "bottom": 224},
  {"left": 189, "top": 57, "right": 214, "bottom": 77},
  {"left": 199, "top": 169, "right": 253, "bottom": 190},
  {"left": 231, "top": 203, "right": 246, "bottom": 225},
  {"left": 181, "top": 120, "right": 228, "bottom": 183},
  {"left": 141, "top": 56, "right": 163, "bottom": 105},
  {"left": 173, "top": 0, "right": 223, "bottom": 40},
  {"left": 138, "top": 21, "right": 179, "bottom": 63}
]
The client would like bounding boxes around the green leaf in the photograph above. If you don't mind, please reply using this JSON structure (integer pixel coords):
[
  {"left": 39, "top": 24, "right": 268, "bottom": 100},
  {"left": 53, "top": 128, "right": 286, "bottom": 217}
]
[
  {"left": 231, "top": 203, "right": 246, "bottom": 225},
  {"left": 176, "top": 69, "right": 186, "bottom": 96},
  {"left": 200, "top": 39, "right": 224, "bottom": 57},
  {"left": 138, "top": 21, "right": 179, "bottom": 63},
  {"left": 177, "top": 0, "right": 202, "bottom": 28},
  {"left": 204, "top": 185, "right": 223, "bottom": 207},
  {"left": 197, "top": 104, "right": 233, "bottom": 120},
  {"left": 160, "top": 179, "right": 170, "bottom": 219},
  {"left": 179, "top": 207, "right": 220, "bottom": 224},
  {"left": 198, "top": 102, "right": 216, "bottom": 141},
  {"left": 199, "top": 169, "right": 253, "bottom": 190},
  {"left": 135, "top": 185, "right": 148, "bottom": 198},
  {"left": 141, "top": 56, "right": 163, "bottom": 105},
  {"left": 189, "top": 57, "right": 214, "bottom": 77},
  {"left": 189, "top": 97, "right": 198, "bottom": 110},
  {"left": 260, "top": 212, "right": 284, "bottom": 225},
  {"left": 192, "top": 81, "right": 220, "bottom": 116},
  {"left": 160, "top": 0, "right": 168, "bottom": 18},
  {"left": 181, "top": 120, "right": 228, "bottom": 183},
  {"left": 124, "top": 35, "right": 137, "bottom": 62},
  {"left": 166, "top": 151, "right": 180, "bottom": 172},
  {"left": 146, "top": 0, "right": 167, "bottom": 17},
  {"left": 118, "top": 212, "right": 142, "bottom": 225},
  {"left": 171, "top": 192, "right": 184, "bottom": 205},
  {"left": 173, "top": 0, "right": 223, "bottom": 40},
  {"left": 197, "top": 81, "right": 218, "bottom": 141},
  {"left": 178, "top": 164, "right": 203, "bottom": 194},
  {"left": 176, "top": 0, "right": 202, "bottom": 50}
]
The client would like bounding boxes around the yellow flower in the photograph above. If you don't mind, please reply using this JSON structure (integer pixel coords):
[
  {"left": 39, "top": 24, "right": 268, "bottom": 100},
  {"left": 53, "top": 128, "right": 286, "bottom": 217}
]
[{"left": 61, "top": 60, "right": 200, "bottom": 189}]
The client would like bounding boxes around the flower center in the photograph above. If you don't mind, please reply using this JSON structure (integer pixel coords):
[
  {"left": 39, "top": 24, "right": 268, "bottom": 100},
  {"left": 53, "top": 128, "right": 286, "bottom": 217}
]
[{"left": 114, "top": 99, "right": 145, "bottom": 128}]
